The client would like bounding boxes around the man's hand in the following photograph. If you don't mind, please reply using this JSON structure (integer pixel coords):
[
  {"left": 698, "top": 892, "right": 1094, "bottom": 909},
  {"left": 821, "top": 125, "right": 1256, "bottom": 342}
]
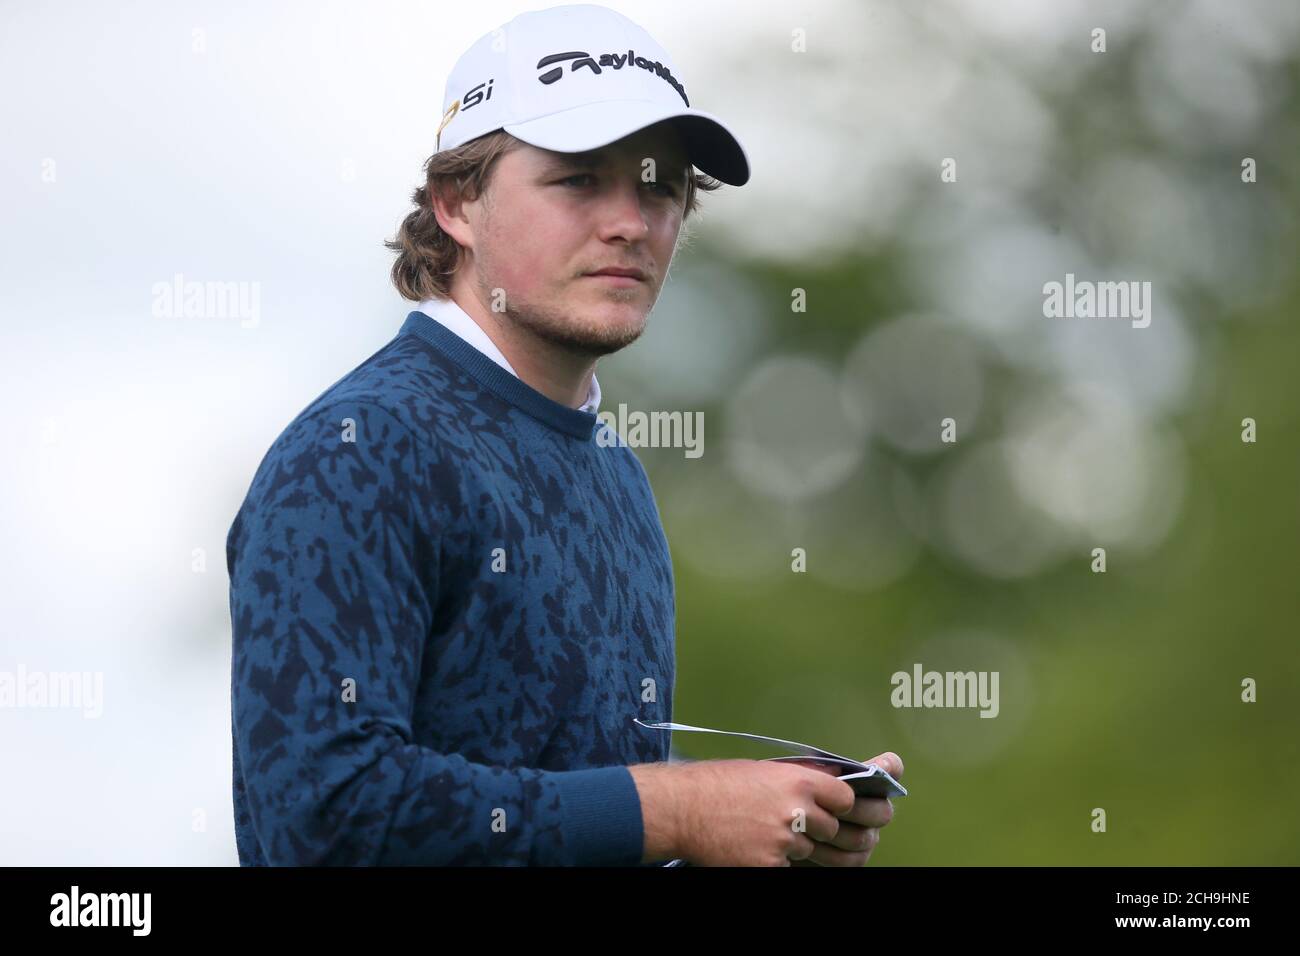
[
  {"left": 789, "top": 752, "right": 903, "bottom": 866},
  {"left": 629, "top": 756, "right": 899, "bottom": 867}
]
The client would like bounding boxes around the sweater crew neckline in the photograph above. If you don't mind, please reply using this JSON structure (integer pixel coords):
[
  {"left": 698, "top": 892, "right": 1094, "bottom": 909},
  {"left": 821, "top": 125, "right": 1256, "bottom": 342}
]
[{"left": 399, "top": 311, "right": 599, "bottom": 441}]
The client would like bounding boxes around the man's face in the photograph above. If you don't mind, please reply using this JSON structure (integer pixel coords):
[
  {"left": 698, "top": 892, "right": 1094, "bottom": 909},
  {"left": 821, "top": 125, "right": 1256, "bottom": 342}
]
[{"left": 461, "top": 121, "right": 690, "bottom": 358}]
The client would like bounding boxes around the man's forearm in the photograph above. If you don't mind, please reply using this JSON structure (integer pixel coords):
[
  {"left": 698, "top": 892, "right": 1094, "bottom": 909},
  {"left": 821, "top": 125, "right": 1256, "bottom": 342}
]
[{"left": 628, "top": 762, "right": 691, "bottom": 863}]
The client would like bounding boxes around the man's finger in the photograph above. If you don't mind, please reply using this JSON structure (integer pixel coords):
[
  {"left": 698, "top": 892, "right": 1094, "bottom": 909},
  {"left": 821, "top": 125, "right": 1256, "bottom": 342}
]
[
  {"left": 825, "top": 820, "right": 881, "bottom": 853},
  {"left": 811, "top": 772, "right": 857, "bottom": 817},
  {"left": 837, "top": 795, "right": 893, "bottom": 828},
  {"left": 806, "top": 828, "right": 879, "bottom": 867},
  {"left": 866, "top": 751, "right": 904, "bottom": 779}
]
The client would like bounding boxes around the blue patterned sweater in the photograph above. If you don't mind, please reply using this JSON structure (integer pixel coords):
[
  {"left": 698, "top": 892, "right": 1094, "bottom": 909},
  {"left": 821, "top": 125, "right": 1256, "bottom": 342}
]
[{"left": 226, "top": 311, "right": 676, "bottom": 865}]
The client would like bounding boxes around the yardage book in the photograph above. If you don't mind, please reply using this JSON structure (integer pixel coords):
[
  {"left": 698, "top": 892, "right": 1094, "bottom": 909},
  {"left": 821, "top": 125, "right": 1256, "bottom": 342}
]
[
  {"left": 633, "top": 719, "right": 908, "bottom": 799},
  {"left": 634, "top": 719, "right": 908, "bottom": 868}
]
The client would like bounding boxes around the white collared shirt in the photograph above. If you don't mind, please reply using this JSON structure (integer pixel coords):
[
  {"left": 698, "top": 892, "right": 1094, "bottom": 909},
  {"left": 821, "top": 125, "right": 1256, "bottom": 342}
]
[{"left": 415, "top": 296, "right": 602, "bottom": 414}]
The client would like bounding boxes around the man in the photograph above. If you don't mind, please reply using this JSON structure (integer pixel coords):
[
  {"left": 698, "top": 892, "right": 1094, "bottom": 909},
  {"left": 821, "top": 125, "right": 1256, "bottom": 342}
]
[{"left": 227, "top": 2, "right": 902, "bottom": 866}]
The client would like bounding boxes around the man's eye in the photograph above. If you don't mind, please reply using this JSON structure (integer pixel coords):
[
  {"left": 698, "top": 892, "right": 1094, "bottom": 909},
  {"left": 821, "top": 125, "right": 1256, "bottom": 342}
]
[{"left": 555, "top": 174, "right": 676, "bottom": 197}]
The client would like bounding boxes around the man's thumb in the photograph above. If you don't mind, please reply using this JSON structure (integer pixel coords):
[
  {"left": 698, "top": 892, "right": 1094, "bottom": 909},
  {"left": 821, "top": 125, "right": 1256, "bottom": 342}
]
[{"left": 867, "top": 751, "right": 904, "bottom": 778}]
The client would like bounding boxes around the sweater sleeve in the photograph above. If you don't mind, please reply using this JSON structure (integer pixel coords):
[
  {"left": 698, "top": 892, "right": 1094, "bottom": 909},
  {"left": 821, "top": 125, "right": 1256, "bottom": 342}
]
[{"left": 227, "top": 400, "right": 645, "bottom": 865}]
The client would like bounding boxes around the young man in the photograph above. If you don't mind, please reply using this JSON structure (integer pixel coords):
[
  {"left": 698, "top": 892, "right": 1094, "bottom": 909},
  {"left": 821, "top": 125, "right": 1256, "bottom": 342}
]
[{"left": 227, "top": 3, "right": 902, "bottom": 866}]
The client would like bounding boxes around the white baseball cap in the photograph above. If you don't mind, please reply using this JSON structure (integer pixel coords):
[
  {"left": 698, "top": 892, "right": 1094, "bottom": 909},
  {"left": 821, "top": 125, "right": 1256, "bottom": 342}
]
[{"left": 434, "top": 3, "right": 751, "bottom": 186}]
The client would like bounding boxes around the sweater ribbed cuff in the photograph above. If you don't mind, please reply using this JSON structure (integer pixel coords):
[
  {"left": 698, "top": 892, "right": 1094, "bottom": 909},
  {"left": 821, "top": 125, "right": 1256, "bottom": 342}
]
[{"left": 550, "top": 765, "right": 645, "bottom": 866}]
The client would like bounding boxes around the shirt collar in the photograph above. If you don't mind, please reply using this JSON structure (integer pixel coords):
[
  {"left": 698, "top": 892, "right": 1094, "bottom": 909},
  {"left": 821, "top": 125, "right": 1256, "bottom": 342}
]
[{"left": 415, "top": 296, "right": 601, "bottom": 414}]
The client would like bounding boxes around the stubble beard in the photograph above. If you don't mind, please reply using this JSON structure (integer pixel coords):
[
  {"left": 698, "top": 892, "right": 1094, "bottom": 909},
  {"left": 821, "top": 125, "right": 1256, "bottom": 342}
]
[
  {"left": 471, "top": 257, "right": 652, "bottom": 360},
  {"left": 509, "top": 289, "right": 650, "bottom": 358}
]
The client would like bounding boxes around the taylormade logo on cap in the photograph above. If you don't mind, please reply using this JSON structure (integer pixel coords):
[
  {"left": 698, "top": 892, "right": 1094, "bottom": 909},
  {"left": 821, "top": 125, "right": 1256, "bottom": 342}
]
[
  {"left": 451, "top": 46, "right": 689, "bottom": 117},
  {"left": 452, "top": 48, "right": 688, "bottom": 120},
  {"left": 433, "top": 3, "right": 751, "bottom": 187},
  {"left": 535, "top": 50, "right": 690, "bottom": 105}
]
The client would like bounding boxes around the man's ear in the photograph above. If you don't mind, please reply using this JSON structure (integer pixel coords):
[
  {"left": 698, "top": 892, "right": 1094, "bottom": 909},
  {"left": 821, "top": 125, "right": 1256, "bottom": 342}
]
[{"left": 430, "top": 178, "right": 476, "bottom": 251}]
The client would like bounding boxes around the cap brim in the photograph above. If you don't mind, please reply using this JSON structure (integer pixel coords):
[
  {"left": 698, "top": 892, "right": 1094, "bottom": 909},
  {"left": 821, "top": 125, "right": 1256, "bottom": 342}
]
[{"left": 502, "top": 99, "right": 750, "bottom": 186}]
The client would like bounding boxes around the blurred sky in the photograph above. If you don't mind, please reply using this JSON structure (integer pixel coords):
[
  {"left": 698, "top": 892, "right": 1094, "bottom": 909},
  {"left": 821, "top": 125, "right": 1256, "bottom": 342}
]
[{"left": 2, "top": 0, "right": 1297, "bottom": 865}]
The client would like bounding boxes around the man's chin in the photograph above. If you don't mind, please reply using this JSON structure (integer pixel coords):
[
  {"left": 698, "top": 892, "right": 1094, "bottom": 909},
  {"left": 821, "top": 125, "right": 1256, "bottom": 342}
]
[
  {"left": 495, "top": 285, "right": 651, "bottom": 357},
  {"left": 534, "top": 315, "right": 646, "bottom": 357},
  {"left": 553, "top": 324, "right": 646, "bottom": 357}
]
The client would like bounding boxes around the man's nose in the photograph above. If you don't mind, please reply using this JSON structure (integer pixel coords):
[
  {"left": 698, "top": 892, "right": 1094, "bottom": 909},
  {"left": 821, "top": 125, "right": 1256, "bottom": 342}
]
[{"left": 595, "top": 181, "right": 652, "bottom": 243}]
